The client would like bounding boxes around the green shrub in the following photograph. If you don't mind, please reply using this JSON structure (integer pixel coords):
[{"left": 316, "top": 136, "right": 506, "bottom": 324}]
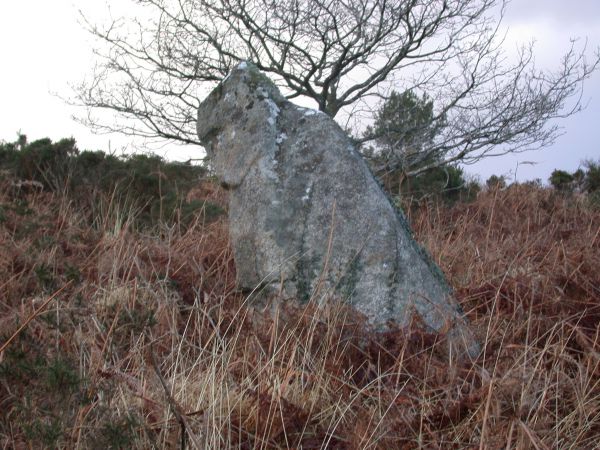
[
  {"left": 23, "top": 418, "right": 64, "bottom": 448},
  {"left": 391, "top": 165, "right": 480, "bottom": 207},
  {"left": 97, "top": 414, "right": 141, "bottom": 449},
  {"left": 0, "top": 135, "right": 217, "bottom": 228},
  {"left": 548, "top": 160, "right": 600, "bottom": 204},
  {"left": 583, "top": 159, "right": 600, "bottom": 193},
  {"left": 549, "top": 169, "right": 575, "bottom": 192},
  {"left": 486, "top": 174, "right": 507, "bottom": 190}
]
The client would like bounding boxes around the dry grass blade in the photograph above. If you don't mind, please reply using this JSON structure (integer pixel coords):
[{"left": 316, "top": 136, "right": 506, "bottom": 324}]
[{"left": 150, "top": 343, "right": 202, "bottom": 449}]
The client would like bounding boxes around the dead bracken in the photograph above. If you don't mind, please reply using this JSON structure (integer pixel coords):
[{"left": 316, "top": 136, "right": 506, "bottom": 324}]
[{"left": 0, "top": 159, "right": 599, "bottom": 448}]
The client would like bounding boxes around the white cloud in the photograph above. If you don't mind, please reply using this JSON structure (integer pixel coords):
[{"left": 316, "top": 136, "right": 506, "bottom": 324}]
[{"left": 504, "top": 0, "right": 600, "bottom": 28}]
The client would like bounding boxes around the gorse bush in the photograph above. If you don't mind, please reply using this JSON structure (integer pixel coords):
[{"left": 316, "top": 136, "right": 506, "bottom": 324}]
[
  {"left": 394, "top": 164, "right": 481, "bottom": 207},
  {"left": 0, "top": 135, "right": 223, "bottom": 228},
  {"left": 549, "top": 169, "right": 575, "bottom": 192},
  {"left": 583, "top": 159, "right": 600, "bottom": 193},
  {"left": 485, "top": 174, "right": 507, "bottom": 190},
  {"left": 549, "top": 159, "right": 600, "bottom": 194},
  {"left": 9, "top": 137, "right": 76, "bottom": 189}
]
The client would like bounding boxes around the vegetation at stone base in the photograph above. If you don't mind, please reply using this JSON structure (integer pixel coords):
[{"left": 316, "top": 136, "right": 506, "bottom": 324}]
[
  {"left": 1, "top": 154, "right": 600, "bottom": 448},
  {"left": 0, "top": 135, "right": 223, "bottom": 228},
  {"left": 386, "top": 164, "right": 481, "bottom": 209}
]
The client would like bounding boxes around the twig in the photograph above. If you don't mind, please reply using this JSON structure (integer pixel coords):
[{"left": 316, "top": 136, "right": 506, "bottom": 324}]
[
  {"left": 150, "top": 343, "right": 202, "bottom": 450},
  {"left": 519, "top": 420, "right": 550, "bottom": 450}
]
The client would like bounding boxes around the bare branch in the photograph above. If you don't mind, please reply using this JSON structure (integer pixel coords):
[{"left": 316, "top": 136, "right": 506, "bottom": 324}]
[{"left": 70, "top": 0, "right": 599, "bottom": 172}]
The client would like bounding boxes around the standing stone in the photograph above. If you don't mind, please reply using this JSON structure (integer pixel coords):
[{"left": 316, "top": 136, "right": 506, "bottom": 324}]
[{"left": 197, "top": 62, "right": 478, "bottom": 356}]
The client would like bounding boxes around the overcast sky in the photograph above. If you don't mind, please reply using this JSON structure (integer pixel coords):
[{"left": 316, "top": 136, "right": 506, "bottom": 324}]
[{"left": 0, "top": 0, "right": 598, "bottom": 183}]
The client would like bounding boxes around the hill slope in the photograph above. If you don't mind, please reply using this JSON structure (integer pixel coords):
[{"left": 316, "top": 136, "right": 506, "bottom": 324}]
[{"left": 1, "top": 160, "right": 599, "bottom": 448}]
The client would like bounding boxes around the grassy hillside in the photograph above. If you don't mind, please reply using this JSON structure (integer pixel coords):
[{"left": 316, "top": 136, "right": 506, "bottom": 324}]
[{"left": 1, "top": 147, "right": 599, "bottom": 448}]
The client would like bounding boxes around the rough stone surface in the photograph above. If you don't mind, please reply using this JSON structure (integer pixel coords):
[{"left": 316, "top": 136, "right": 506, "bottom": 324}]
[{"left": 197, "top": 62, "right": 478, "bottom": 356}]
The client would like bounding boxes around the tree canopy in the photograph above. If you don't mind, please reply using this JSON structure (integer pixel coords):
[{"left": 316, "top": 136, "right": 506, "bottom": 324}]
[
  {"left": 74, "top": 0, "right": 599, "bottom": 172},
  {"left": 364, "top": 90, "right": 444, "bottom": 175}
]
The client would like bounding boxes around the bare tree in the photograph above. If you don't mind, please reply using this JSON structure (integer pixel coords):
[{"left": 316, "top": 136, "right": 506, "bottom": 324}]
[{"left": 73, "top": 0, "right": 599, "bottom": 174}]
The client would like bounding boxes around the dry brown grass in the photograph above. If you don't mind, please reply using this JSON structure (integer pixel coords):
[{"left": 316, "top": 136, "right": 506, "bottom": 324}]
[{"left": 0, "top": 176, "right": 599, "bottom": 449}]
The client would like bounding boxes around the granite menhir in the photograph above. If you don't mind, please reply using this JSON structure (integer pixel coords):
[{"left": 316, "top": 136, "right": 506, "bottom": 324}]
[{"left": 197, "top": 62, "right": 479, "bottom": 357}]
